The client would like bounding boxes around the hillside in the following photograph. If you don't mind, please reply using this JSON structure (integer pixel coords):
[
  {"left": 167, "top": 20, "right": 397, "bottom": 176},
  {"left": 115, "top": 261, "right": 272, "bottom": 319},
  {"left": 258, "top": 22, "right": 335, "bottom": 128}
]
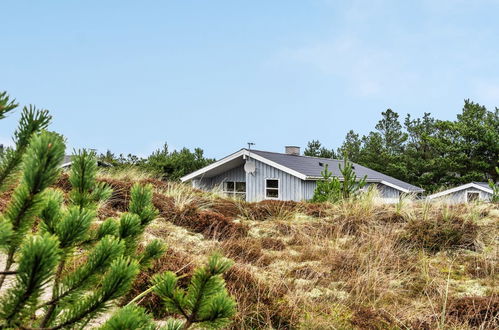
[{"left": 1, "top": 170, "right": 497, "bottom": 329}]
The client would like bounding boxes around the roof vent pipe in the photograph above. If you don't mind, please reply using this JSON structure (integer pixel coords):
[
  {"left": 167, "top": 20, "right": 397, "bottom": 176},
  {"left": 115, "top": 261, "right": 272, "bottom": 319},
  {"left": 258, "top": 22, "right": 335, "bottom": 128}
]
[{"left": 285, "top": 146, "right": 300, "bottom": 156}]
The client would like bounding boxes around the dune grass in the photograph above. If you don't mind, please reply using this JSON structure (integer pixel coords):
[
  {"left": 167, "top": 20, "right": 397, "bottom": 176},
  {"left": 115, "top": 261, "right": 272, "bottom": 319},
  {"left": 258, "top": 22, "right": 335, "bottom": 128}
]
[{"left": 36, "top": 176, "right": 499, "bottom": 329}]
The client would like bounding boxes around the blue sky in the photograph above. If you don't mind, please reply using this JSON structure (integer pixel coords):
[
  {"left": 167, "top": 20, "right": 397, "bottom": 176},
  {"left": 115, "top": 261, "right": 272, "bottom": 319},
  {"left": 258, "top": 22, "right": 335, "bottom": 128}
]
[{"left": 2, "top": 0, "right": 499, "bottom": 159}]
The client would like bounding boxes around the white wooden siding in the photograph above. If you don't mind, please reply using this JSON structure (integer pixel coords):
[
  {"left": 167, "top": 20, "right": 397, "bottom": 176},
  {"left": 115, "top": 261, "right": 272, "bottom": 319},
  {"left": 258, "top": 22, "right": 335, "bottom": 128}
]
[
  {"left": 246, "top": 159, "right": 304, "bottom": 202},
  {"left": 433, "top": 188, "right": 492, "bottom": 204}
]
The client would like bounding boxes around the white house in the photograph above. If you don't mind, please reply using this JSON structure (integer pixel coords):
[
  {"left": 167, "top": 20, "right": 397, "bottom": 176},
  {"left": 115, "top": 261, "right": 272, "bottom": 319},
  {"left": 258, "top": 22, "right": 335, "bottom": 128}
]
[
  {"left": 427, "top": 182, "right": 494, "bottom": 204},
  {"left": 180, "top": 146, "right": 424, "bottom": 203}
]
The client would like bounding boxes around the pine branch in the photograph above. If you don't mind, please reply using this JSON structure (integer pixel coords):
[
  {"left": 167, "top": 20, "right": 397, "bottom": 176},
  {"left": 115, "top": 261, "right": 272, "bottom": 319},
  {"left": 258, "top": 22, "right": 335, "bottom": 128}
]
[
  {"left": 0, "top": 270, "right": 17, "bottom": 275},
  {"left": 129, "top": 183, "right": 158, "bottom": 227},
  {"left": 39, "top": 189, "right": 64, "bottom": 235},
  {"left": 47, "top": 236, "right": 125, "bottom": 308},
  {"left": 0, "top": 234, "right": 60, "bottom": 328},
  {"left": 0, "top": 91, "right": 18, "bottom": 120},
  {"left": 0, "top": 131, "right": 65, "bottom": 289},
  {"left": 0, "top": 106, "right": 52, "bottom": 192},
  {"left": 99, "top": 304, "right": 156, "bottom": 330},
  {"left": 153, "top": 254, "right": 236, "bottom": 329},
  {"left": 139, "top": 239, "right": 167, "bottom": 269},
  {"left": 49, "top": 257, "right": 139, "bottom": 330}
]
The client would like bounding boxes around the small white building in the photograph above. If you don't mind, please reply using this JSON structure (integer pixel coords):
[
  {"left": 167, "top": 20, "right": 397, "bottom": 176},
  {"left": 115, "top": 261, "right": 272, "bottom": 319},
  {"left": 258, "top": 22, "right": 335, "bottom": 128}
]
[{"left": 427, "top": 182, "right": 493, "bottom": 204}]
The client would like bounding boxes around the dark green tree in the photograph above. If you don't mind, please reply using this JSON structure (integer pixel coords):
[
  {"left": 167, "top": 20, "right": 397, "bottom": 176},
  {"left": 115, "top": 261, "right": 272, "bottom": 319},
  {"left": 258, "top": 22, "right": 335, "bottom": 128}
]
[
  {"left": 375, "top": 109, "right": 407, "bottom": 154},
  {"left": 489, "top": 166, "right": 499, "bottom": 203},
  {"left": 454, "top": 100, "right": 499, "bottom": 183},
  {"left": 304, "top": 140, "right": 336, "bottom": 158},
  {"left": 404, "top": 113, "right": 439, "bottom": 191},
  {"left": 311, "top": 155, "right": 367, "bottom": 202},
  {"left": 144, "top": 144, "right": 215, "bottom": 181},
  {"left": 310, "top": 164, "right": 341, "bottom": 203},
  {"left": 337, "top": 130, "right": 362, "bottom": 162}
]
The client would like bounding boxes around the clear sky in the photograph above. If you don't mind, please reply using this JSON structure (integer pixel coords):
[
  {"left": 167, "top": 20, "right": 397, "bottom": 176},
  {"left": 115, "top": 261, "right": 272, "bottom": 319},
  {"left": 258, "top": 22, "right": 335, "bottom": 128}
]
[{"left": 2, "top": 0, "right": 499, "bottom": 159}]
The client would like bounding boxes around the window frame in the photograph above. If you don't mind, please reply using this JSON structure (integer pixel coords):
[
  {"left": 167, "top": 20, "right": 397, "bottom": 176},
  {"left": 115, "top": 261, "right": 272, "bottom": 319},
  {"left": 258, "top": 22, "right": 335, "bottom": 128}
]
[
  {"left": 265, "top": 178, "right": 280, "bottom": 200},
  {"left": 222, "top": 180, "right": 246, "bottom": 200},
  {"left": 466, "top": 191, "right": 480, "bottom": 203}
]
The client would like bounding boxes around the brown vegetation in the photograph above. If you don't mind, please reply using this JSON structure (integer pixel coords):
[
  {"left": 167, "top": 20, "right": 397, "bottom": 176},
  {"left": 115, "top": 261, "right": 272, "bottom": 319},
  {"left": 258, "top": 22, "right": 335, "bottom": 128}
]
[{"left": 26, "top": 173, "right": 497, "bottom": 329}]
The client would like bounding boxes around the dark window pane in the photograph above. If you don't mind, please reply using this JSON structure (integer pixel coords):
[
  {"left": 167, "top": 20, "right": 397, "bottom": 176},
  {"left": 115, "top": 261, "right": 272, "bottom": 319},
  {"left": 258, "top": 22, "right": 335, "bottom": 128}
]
[
  {"left": 266, "top": 179, "right": 278, "bottom": 189},
  {"left": 468, "top": 192, "right": 479, "bottom": 202},
  {"left": 266, "top": 189, "right": 278, "bottom": 198},
  {"left": 224, "top": 181, "right": 234, "bottom": 191},
  {"left": 236, "top": 182, "right": 246, "bottom": 192}
]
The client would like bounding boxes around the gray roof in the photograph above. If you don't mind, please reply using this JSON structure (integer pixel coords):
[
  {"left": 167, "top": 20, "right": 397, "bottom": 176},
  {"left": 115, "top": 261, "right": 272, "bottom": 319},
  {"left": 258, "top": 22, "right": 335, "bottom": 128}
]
[
  {"left": 60, "top": 155, "right": 113, "bottom": 168},
  {"left": 62, "top": 155, "right": 72, "bottom": 165},
  {"left": 249, "top": 149, "right": 424, "bottom": 192}
]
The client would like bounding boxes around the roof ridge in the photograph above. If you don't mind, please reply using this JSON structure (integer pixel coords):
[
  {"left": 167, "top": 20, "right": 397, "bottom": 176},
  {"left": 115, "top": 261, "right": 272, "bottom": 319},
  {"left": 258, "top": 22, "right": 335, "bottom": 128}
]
[{"left": 247, "top": 148, "right": 342, "bottom": 161}]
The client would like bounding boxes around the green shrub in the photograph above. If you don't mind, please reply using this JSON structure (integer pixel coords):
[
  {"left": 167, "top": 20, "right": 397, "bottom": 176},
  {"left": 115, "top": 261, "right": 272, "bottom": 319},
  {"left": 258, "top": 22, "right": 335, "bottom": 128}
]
[{"left": 312, "top": 155, "right": 367, "bottom": 203}]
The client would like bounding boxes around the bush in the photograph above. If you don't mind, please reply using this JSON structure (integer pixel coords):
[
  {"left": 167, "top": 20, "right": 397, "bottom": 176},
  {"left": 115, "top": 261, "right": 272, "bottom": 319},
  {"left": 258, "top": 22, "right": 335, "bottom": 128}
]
[{"left": 402, "top": 215, "right": 479, "bottom": 252}]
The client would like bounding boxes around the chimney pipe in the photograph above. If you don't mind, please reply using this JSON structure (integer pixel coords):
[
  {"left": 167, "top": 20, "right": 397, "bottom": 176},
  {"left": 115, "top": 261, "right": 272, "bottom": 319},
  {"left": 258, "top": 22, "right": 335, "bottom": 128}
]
[{"left": 285, "top": 146, "right": 300, "bottom": 156}]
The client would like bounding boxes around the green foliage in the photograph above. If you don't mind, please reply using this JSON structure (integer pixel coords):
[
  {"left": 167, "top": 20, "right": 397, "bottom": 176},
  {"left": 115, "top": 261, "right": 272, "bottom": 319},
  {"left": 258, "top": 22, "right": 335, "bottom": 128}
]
[
  {"left": 308, "top": 100, "right": 499, "bottom": 192},
  {"left": 0, "top": 234, "right": 60, "bottom": 328},
  {"left": 57, "top": 236, "right": 125, "bottom": 305},
  {"left": 100, "top": 304, "right": 156, "bottom": 330},
  {"left": 0, "top": 131, "right": 64, "bottom": 286},
  {"left": 337, "top": 130, "right": 362, "bottom": 162},
  {"left": 119, "top": 213, "right": 143, "bottom": 254},
  {"left": 151, "top": 253, "right": 237, "bottom": 329},
  {"left": 0, "top": 216, "right": 13, "bottom": 249},
  {"left": 311, "top": 156, "right": 367, "bottom": 203},
  {"left": 145, "top": 144, "right": 215, "bottom": 181},
  {"left": 0, "top": 91, "right": 18, "bottom": 119},
  {"left": 129, "top": 183, "right": 159, "bottom": 227},
  {"left": 98, "top": 143, "right": 215, "bottom": 181},
  {"left": 311, "top": 164, "right": 341, "bottom": 203},
  {"left": 140, "top": 239, "right": 167, "bottom": 269},
  {"left": 0, "top": 93, "right": 166, "bottom": 329},
  {"left": 69, "top": 149, "right": 112, "bottom": 209},
  {"left": 304, "top": 140, "right": 336, "bottom": 158},
  {"left": 489, "top": 166, "right": 499, "bottom": 203},
  {"left": 0, "top": 105, "right": 52, "bottom": 192},
  {"left": 55, "top": 206, "right": 95, "bottom": 250},
  {"left": 53, "top": 257, "right": 139, "bottom": 329},
  {"left": 39, "top": 188, "right": 65, "bottom": 235},
  {"left": 97, "top": 217, "right": 120, "bottom": 239}
]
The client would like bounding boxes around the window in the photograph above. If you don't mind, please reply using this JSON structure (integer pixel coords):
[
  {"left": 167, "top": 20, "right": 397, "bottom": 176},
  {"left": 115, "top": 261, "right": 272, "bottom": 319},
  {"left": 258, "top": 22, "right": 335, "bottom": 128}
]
[
  {"left": 467, "top": 191, "right": 480, "bottom": 203},
  {"left": 265, "top": 179, "right": 279, "bottom": 199},
  {"left": 223, "top": 181, "right": 246, "bottom": 199}
]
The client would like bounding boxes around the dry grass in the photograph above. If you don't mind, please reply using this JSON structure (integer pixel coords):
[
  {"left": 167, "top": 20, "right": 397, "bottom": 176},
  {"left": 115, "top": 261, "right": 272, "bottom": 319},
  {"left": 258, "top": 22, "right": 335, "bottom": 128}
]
[{"left": 21, "top": 174, "right": 497, "bottom": 329}]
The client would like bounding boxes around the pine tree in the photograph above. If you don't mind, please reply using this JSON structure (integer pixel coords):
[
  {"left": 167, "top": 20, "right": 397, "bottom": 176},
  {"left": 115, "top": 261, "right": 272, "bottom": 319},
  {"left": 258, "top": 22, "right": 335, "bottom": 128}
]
[
  {"left": 0, "top": 104, "right": 52, "bottom": 192},
  {"left": 311, "top": 164, "right": 341, "bottom": 203},
  {"left": 337, "top": 130, "right": 361, "bottom": 162},
  {"left": 0, "top": 93, "right": 166, "bottom": 328},
  {"left": 0, "top": 91, "right": 18, "bottom": 120},
  {"left": 304, "top": 140, "right": 336, "bottom": 158},
  {"left": 103, "top": 253, "right": 237, "bottom": 330},
  {"left": 311, "top": 155, "right": 367, "bottom": 202},
  {"left": 0, "top": 130, "right": 65, "bottom": 288},
  {"left": 338, "top": 155, "right": 367, "bottom": 199}
]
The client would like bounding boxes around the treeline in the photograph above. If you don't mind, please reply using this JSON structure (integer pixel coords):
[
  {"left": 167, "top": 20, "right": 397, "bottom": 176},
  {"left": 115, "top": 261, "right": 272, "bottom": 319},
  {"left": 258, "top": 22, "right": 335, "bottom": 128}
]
[
  {"left": 98, "top": 143, "right": 215, "bottom": 181},
  {"left": 304, "top": 100, "right": 499, "bottom": 192}
]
